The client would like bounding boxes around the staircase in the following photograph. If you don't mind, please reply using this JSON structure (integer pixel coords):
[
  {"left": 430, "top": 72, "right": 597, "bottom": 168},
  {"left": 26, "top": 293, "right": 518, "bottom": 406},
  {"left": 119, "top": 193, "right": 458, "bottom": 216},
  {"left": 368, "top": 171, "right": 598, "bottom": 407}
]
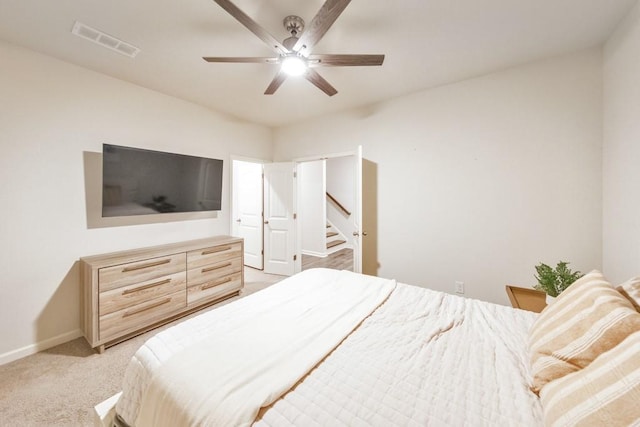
[{"left": 326, "top": 222, "right": 347, "bottom": 254}]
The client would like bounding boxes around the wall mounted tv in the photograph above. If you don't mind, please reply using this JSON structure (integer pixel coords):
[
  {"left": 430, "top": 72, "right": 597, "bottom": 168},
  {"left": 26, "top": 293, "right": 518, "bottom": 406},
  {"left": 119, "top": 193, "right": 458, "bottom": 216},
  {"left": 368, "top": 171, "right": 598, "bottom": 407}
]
[{"left": 102, "top": 144, "right": 223, "bottom": 217}]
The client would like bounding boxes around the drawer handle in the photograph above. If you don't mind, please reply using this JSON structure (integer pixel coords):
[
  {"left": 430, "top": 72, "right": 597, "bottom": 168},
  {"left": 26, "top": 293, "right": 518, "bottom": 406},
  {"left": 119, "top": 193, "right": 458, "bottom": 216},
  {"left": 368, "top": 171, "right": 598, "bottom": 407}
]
[
  {"left": 201, "top": 277, "right": 232, "bottom": 291},
  {"left": 201, "top": 262, "right": 232, "bottom": 273},
  {"left": 122, "top": 259, "right": 171, "bottom": 272},
  {"left": 122, "top": 278, "right": 171, "bottom": 295},
  {"left": 122, "top": 297, "right": 171, "bottom": 318},
  {"left": 201, "top": 246, "right": 231, "bottom": 255}
]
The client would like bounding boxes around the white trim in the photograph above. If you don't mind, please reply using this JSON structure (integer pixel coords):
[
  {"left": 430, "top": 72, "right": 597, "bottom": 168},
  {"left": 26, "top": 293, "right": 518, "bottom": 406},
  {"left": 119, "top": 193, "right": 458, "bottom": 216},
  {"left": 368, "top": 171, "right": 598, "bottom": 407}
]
[
  {"left": 327, "top": 242, "right": 354, "bottom": 255},
  {"left": 0, "top": 329, "right": 83, "bottom": 366},
  {"left": 229, "top": 154, "right": 270, "bottom": 164},
  {"left": 293, "top": 149, "right": 357, "bottom": 163},
  {"left": 302, "top": 249, "right": 328, "bottom": 258}
]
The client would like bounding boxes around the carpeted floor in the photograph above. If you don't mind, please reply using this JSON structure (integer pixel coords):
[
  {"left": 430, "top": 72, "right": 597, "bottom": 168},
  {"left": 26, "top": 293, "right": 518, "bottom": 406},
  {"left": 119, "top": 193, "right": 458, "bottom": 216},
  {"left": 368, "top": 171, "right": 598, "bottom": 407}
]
[{"left": 0, "top": 267, "right": 283, "bottom": 426}]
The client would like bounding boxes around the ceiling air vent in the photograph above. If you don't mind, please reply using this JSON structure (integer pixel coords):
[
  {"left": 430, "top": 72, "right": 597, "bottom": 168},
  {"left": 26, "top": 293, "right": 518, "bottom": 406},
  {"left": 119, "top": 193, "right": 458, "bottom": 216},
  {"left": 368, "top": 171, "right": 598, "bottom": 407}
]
[{"left": 71, "top": 21, "right": 140, "bottom": 58}]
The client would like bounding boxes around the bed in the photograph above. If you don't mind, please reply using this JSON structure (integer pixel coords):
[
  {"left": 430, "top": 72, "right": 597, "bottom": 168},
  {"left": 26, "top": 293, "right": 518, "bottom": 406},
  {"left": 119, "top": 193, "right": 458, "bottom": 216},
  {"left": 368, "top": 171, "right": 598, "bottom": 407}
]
[{"left": 97, "top": 268, "right": 640, "bottom": 427}]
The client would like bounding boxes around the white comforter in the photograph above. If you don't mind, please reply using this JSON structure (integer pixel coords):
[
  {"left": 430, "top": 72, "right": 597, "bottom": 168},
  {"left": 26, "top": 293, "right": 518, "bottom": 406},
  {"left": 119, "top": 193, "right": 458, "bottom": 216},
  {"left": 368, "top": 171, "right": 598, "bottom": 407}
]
[
  {"left": 116, "top": 268, "right": 543, "bottom": 426},
  {"left": 117, "top": 268, "right": 396, "bottom": 426}
]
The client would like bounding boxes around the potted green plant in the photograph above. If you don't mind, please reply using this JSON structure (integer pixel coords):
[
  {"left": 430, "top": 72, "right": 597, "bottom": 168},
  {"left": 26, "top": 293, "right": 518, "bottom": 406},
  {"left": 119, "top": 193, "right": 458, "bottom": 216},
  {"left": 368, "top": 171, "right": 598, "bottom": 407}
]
[{"left": 534, "top": 261, "right": 583, "bottom": 303}]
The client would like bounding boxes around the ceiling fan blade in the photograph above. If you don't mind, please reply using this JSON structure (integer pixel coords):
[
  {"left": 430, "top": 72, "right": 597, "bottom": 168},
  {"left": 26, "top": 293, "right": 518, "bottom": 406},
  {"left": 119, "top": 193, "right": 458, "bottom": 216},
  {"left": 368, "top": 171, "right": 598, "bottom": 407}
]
[
  {"left": 203, "top": 56, "right": 279, "bottom": 64},
  {"left": 304, "top": 69, "right": 338, "bottom": 96},
  {"left": 292, "top": 0, "right": 351, "bottom": 54},
  {"left": 308, "top": 54, "right": 385, "bottom": 67},
  {"left": 213, "top": 0, "right": 288, "bottom": 55},
  {"left": 264, "top": 70, "right": 288, "bottom": 95}
]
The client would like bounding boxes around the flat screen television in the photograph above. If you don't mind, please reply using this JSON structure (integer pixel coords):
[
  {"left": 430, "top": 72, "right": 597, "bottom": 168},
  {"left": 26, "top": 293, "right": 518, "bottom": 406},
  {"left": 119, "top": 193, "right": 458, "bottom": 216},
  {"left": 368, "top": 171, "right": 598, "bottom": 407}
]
[{"left": 102, "top": 144, "right": 223, "bottom": 217}]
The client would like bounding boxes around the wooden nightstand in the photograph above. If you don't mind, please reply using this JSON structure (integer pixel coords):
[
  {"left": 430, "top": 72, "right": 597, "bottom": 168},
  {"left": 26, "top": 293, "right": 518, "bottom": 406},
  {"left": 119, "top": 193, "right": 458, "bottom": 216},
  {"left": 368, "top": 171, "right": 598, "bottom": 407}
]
[{"left": 505, "top": 285, "right": 547, "bottom": 313}]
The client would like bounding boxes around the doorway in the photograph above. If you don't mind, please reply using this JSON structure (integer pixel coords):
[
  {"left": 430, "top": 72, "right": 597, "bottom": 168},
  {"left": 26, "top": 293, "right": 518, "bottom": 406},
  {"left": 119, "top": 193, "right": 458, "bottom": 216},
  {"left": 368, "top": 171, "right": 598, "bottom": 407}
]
[
  {"left": 297, "top": 156, "right": 356, "bottom": 272},
  {"left": 231, "top": 147, "right": 375, "bottom": 276}
]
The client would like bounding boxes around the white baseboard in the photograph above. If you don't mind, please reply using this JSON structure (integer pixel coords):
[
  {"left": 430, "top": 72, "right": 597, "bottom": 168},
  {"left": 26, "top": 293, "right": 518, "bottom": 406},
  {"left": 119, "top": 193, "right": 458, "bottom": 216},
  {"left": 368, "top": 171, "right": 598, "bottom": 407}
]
[{"left": 0, "top": 329, "right": 83, "bottom": 366}]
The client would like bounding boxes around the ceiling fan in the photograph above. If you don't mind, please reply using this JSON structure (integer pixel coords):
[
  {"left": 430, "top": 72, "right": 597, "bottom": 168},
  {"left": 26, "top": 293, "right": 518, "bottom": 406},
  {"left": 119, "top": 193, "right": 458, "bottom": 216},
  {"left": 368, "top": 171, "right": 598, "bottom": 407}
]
[{"left": 203, "top": 0, "right": 385, "bottom": 96}]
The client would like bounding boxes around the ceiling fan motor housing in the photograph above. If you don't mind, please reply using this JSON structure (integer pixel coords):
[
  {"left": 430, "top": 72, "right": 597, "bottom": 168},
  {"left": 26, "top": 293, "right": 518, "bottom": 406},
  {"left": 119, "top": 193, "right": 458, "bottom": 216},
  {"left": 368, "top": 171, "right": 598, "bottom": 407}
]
[
  {"left": 283, "top": 15, "right": 305, "bottom": 51},
  {"left": 283, "top": 15, "right": 305, "bottom": 38}
]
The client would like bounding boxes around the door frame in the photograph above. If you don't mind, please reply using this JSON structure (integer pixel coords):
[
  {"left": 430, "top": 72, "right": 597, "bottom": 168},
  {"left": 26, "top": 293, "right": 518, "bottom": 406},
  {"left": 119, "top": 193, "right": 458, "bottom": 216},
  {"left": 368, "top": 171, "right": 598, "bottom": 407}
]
[
  {"left": 232, "top": 150, "right": 363, "bottom": 276},
  {"left": 294, "top": 148, "right": 362, "bottom": 273}
]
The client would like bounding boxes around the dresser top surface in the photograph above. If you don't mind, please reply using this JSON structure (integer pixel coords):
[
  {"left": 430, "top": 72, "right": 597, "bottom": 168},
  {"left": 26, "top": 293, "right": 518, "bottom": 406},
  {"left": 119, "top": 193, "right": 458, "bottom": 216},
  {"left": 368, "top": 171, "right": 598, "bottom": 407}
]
[{"left": 80, "top": 236, "right": 242, "bottom": 268}]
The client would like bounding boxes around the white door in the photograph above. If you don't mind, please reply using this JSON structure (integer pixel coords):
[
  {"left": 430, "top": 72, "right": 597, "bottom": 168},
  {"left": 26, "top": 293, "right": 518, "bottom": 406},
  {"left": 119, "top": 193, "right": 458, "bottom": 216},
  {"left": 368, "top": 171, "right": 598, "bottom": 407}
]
[
  {"left": 263, "top": 162, "right": 296, "bottom": 276},
  {"left": 231, "top": 160, "right": 263, "bottom": 269}
]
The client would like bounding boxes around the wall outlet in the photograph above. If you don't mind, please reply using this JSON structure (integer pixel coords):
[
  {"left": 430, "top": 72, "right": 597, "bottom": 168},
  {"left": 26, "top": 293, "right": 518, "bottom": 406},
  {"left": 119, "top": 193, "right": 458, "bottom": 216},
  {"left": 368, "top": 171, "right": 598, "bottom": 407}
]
[{"left": 455, "top": 281, "right": 465, "bottom": 294}]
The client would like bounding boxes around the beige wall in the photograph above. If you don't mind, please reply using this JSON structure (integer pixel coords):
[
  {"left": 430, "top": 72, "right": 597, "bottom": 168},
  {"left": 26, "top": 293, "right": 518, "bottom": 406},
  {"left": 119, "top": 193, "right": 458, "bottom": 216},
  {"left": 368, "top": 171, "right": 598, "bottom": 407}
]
[
  {"left": 0, "top": 36, "right": 616, "bottom": 363},
  {"left": 275, "top": 49, "right": 603, "bottom": 305},
  {"left": 603, "top": 0, "right": 640, "bottom": 284},
  {"left": 0, "top": 41, "right": 272, "bottom": 363}
]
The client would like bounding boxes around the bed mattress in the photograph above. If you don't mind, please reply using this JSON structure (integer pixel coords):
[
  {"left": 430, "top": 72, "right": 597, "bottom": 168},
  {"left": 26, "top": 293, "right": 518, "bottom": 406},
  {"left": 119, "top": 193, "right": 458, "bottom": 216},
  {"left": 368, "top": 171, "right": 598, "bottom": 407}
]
[{"left": 114, "top": 268, "right": 543, "bottom": 426}]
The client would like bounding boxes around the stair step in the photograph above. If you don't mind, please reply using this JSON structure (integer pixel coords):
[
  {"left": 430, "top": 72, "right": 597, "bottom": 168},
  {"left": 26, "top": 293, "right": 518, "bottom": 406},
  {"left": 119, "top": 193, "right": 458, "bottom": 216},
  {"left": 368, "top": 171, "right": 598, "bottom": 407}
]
[
  {"left": 327, "top": 239, "right": 346, "bottom": 249},
  {"left": 326, "top": 231, "right": 338, "bottom": 238}
]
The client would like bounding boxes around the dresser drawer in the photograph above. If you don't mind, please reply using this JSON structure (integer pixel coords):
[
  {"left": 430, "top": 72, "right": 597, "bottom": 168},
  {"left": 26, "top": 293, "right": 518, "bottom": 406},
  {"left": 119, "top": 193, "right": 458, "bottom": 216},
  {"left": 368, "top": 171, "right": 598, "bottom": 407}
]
[
  {"left": 99, "top": 253, "right": 185, "bottom": 292},
  {"left": 187, "top": 242, "right": 242, "bottom": 270},
  {"left": 187, "top": 257, "right": 242, "bottom": 287},
  {"left": 187, "top": 271, "right": 242, "bottom": 306},
  {"left": 81, "top": 236, "right": 243, "bottom": 351},
  {"left": 99, "top": 271, "right": 186, "bottom": 317},
  {"left": 99, "top": 291, "right": 186, "bottom": 342}
]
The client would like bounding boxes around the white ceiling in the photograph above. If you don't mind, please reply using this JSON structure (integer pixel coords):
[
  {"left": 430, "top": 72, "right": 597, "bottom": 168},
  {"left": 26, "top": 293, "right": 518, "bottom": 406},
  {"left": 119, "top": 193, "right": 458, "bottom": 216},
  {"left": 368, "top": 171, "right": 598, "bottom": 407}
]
[{"left": 0, "top": 0, "right": 636, "bottom": 127}]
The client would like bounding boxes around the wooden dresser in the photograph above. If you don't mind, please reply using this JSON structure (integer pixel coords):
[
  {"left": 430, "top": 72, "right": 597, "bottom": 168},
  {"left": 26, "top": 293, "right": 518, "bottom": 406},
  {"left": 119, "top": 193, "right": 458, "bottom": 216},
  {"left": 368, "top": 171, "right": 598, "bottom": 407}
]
[{"left": 81, "top": 236, "right": 243, "bottom": 353}]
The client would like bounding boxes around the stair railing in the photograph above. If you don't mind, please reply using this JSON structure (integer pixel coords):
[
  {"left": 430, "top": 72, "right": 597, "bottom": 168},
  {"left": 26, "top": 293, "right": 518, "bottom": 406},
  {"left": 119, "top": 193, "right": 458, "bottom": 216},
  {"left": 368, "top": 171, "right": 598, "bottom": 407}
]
[{"left": 326, "top": 192, "right": 351, "bottom": 216}]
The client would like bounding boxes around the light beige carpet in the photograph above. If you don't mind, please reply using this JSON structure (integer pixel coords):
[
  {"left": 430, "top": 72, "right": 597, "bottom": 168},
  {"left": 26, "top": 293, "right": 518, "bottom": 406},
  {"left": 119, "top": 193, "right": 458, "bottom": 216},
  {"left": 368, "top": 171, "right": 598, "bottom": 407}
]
[{"left": 0, "top": 268, "right": 283, "bottom": 426}]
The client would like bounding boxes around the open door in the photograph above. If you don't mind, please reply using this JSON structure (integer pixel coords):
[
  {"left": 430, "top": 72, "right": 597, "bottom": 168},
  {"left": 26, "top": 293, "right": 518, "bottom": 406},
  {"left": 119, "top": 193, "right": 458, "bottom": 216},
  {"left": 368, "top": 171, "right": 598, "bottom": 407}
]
[
  {"left": 231, "top": 160, "right": 264, "bottom": 269},
  {"left": 294, "top": 146, "right": 375, "bottom": 275},
  {"left": 361, "top": 156, "right": 378, "bottom": 276},
  {"left": 263, "top": 162, "right": 296, "bottom": 276},
  {"left": 353, "top": 147, "right": 363, "bottom": 273},
  {"left": 354, "top": 146, "right": 379, "bottom": 275}
]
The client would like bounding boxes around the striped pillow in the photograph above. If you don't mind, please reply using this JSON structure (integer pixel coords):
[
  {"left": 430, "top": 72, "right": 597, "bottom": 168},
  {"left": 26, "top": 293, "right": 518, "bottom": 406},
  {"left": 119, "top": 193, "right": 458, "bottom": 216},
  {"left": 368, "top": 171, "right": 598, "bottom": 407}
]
[
  {"left": 529, "top": 270, "right": 640, "bottom": 394},
  {"left": 540, "top": 331, "right": 640, "bottom": 426},
  {"left": 617, "top": 277, "right": 640, "bottom": 312}
]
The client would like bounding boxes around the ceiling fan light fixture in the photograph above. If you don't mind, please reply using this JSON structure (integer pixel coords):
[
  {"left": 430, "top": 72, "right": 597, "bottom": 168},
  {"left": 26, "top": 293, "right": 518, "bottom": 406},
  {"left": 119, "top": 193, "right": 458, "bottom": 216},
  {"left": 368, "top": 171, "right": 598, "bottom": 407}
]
[
  {"left": 281, "top": 55, "right": 307, "bottom": 76},
  {"left": 205, "top": 0, "right": 383, "bottom": 96}
]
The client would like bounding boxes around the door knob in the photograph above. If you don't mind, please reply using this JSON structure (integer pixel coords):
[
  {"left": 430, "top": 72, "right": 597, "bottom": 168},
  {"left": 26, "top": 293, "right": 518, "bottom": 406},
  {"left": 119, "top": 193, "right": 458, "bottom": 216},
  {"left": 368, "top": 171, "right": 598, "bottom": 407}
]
[
  {"left": 235, "top": 218, "right": 241, "bottom": 223},
  {"left": 352, "top": 231, "right": 359, "bottom": 237},
  {"left": 264, "top": 220, "right": 269, "bottom": 224}
]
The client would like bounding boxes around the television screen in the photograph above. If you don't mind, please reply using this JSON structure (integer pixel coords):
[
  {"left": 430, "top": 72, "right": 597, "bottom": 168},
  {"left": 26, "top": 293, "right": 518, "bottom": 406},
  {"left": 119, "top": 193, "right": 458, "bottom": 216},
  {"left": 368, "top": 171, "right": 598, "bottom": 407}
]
[{"left": 102, "top": 144, "right": 223, "bottom": 217}]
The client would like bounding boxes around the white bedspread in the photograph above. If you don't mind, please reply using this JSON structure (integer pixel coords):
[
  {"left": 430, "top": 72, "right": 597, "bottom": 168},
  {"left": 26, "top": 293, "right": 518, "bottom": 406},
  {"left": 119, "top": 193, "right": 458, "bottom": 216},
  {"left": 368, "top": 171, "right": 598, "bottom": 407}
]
[
  {"left": 119, "top": 268, "right": 396, "bottom": 426},
  {"left": 254, "top": 281, "right": 543, "bottom": 426},
  {"left": 116, "top": 268, "right": 543, "bottom": 427}
]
